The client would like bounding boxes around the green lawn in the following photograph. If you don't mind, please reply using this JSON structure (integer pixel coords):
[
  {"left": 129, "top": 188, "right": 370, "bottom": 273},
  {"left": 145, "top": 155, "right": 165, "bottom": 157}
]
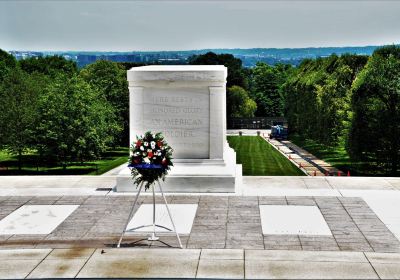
[
  {"left": 227, "top": 136, "right": 305, "bottom": 176},
  {"left": 289, "top": 134, "right": 378, "bottom": 176},
  {"left": 0, "top": 147, "right": 129, "bottom": 175}
]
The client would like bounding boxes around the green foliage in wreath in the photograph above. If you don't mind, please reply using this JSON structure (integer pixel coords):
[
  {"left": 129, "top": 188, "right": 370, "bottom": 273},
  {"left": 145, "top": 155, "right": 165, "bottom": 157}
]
[{"left": 129, "top": 131, "right": 173, "bottom": 190}]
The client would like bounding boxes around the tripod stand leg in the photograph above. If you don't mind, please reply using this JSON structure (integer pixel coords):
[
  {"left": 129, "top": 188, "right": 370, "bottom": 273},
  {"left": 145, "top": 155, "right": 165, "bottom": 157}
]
[
  {"left": 117, "top": 181, "right": 144, "bottom": 248},
  {"left": 148, "top": 183, "right": 159, "bottom": 241},
  {"left": 157, "top": 181, "right": 183, "bottom": 248}
]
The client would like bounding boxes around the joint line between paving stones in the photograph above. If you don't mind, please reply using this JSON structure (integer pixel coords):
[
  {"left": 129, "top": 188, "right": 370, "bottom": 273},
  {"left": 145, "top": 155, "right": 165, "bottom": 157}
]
[
  {"left": 52, "top": 196, "right": 63, "bottom": 205},
  {"left": 338, "top": 198, "right": 374, "bottom": 251},
  {"left": 297, "top": 234, "right": 303, "bottom": 250},
  {"left": 325, "top": 178, "right": 335, "bottom": 190},
  {"left": 383, "top": 178, "right": 397, "bottom": 190},
  {"left": 337, "top": 189, "right": 346, "bottom": 197},
  {"left": 363, "top": 252, "right": 381, "bottom": 279},
  {"left": 74, "top": 247, "right": 98, "bottom": 278},
  {"left": 257, "top": 196, "right": 266, "bottom": 250},
  {"left": 24, "top": 248, "right": 53, "bottom": 279},
  {"left": 243, "top": 249, "right": 246, "bottom": 278},
  {"left": 195, "top": 249, "right": 202, "bottom": 278},
  {"left": 5, "top": 234, "right": 13, "bottom": 242},
  {"left": 224, "top": 197, "right": 229, "bottom": 249}
]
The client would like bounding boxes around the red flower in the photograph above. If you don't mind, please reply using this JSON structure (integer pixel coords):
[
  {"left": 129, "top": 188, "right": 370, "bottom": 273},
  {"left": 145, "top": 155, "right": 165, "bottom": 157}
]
[
  {"left": 162, "top": 159, "right": 168, "bottom": 166},
  {"left": 147, "top": 151, "right": 153, "bottom": 158},
  {"left": 157, "top": 141, "right": 163, "bottom": 148},
  {"left": 136, "top": 140, "right": 142, "bottom": 147}
]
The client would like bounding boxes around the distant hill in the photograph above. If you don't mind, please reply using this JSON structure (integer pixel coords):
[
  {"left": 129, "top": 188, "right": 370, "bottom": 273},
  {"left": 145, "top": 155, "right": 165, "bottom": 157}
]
[{"left": 8, "top": 45, "right": 387, "bottom": 68}]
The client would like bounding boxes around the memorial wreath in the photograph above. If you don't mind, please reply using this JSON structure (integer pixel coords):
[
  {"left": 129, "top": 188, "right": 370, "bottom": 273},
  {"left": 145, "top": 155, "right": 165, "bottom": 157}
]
[{"left": 129, "top": 131, "right": 173, "bottom": 190}]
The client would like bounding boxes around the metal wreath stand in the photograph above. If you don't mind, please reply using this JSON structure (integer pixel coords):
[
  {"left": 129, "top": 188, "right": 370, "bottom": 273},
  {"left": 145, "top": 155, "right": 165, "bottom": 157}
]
[{"left": 117, "top": 164, "right": 182, "bottom": 248}]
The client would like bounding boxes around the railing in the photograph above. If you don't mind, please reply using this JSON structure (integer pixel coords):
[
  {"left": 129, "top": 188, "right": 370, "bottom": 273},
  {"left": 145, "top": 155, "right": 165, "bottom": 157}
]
[{"left": 227, "top": 117, "right": 287, "bottom": 129}]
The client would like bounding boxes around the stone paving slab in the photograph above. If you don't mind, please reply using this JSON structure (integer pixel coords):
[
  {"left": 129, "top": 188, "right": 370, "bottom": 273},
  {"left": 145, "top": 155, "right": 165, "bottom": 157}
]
[
  {"left": 27, "top": 258, "right": 88, "bottom": 278},
  {"left": 245, "top": 259, "right": 378, "bottom": 279},
  {"left": 4, "top": 248, "right": 400, "bottom": 279},
  {"left": 0, "top": 259, "right": 43, "bottom": 279},
  {"left": 197, "top": 259, "right": 244, "bottom": 279}
]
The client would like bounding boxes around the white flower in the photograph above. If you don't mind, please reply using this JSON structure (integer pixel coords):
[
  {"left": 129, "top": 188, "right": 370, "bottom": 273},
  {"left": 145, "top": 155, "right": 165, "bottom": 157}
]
[
  {"left": 144, "top": 157, "right": 150, "bottom": 163},
  {"left": 147, "top": 149, "right": 152, "bottom": 153},
  {"left": 144, "top": 141, "right": 148, "bottom": 147},
  {"left": 140, "top": 146, "right": 144, "bottom": 151},
  {"left": 150, "top": 141, "right": 156, "bottom": 149}
]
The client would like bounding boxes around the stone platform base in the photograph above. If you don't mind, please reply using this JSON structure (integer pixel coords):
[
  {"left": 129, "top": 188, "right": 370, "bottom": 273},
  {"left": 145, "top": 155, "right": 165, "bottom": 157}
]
[{"left": 116, "top": 145, "right": 241, "bottom": 193}]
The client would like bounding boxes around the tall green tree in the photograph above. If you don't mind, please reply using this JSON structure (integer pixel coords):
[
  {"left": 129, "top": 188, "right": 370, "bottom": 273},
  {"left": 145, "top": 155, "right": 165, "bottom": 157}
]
[
  {"left": 36, "top": 74, "right": 120, "bottom": 166},
  {"left": 348, "top": 46, "right": 400, "bottom": 175},
  {"left": 250, "top": 62, "right": 292, "bottom": 117},
  {"left": 188, "top": 52, "right": 249, "bottom": 89},
  {"left": 283, "top": 54, "right": 367, "bottom": 145},
  {"left": 227, "top": 86, "right": 257, "bottom": 117},
  {"left": 0, "top": 68, "right": 42, "bottom": 170},
  {"left": 80, "top": 60, "right": 128, "bottom": 145}
]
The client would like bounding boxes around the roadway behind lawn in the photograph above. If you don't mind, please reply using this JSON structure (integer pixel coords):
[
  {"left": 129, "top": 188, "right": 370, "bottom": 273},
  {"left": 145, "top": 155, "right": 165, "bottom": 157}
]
[{"left": 227, "top": 136, "right": 305, "bottom": 176}]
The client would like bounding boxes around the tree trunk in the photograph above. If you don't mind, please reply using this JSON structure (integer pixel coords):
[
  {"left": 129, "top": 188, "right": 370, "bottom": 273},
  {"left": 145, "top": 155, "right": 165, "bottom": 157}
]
[
  {"left": 18, "top": 150, "right": 22, "bottom": 171},
  {"left": 391, "top": 152, "right": 398, "bottom": 176}
]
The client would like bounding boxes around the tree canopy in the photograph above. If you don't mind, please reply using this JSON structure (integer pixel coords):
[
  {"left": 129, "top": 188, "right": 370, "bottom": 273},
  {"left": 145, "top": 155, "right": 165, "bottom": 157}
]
[
  {"left": 227, "top": 86, "right": 257, "bottom": 117},
  {"left": 0, "top": 68, "right": 43, "bottom": 169},
  {"left": 80, "top": 60, "right": 129, "bottom": 145},
  {"left": 348, "top": 45, "right": 400, "bottom": 175},
  {"left": 283, "top": 54, "right": 368, "bottom": 145},
  {"left": 0, "top": 49, "right": 17, "bottom": 81},
  {"left": 250, "top": 62, "right": 292, "bottom": 117},
  {"left": 188, "top": 52, "right": 250, "bottom": 89},
  {"left": 19, "top": 55, "right": 77, "bottom": 78},
  {"left": 35, "top": 74, "right": 120, "bottom": 165},
  {"left": 0, "top": 49, "right": 123, "bottom": 170}
]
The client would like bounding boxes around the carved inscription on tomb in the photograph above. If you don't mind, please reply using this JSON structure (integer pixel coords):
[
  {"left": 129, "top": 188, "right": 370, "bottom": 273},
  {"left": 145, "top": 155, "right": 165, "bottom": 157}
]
[{"left": 143, "top": 88, "right": 210, "bottom": 159}]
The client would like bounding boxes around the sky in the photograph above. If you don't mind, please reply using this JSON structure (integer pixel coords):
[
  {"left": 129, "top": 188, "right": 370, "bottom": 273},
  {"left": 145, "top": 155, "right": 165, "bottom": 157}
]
[{"left": 1, "top": 0, "right": 400, "bottom": 51}]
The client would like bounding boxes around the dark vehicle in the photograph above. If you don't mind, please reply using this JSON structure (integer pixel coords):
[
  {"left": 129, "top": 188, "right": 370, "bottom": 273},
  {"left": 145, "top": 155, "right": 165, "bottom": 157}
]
[{"left": 270, "top": 125, "right": 288, "bottom": 140}]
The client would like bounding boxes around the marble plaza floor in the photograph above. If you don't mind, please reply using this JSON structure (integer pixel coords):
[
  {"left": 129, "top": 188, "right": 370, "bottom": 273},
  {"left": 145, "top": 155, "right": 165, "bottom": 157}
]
[
  {"left": 1, "top": 194, "right": 400, "bottom": 252},
  {"left": 1, "top": 176, "right": 400, "bottom": 278}
]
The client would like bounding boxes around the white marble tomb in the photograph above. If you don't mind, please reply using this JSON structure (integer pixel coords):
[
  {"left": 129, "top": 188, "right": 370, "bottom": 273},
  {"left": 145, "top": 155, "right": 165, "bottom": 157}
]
[{"left": 117, "top": 65, "right": 240, "bottom": 192}]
